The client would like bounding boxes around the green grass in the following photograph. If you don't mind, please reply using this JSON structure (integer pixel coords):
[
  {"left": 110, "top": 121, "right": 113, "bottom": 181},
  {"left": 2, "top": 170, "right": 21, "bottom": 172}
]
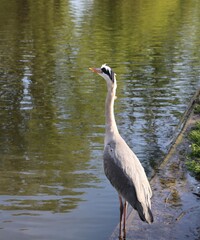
[
  {"left": 194, "top": 103, "right": 200, "bottom": 114},
  {"left": 186, "top": 120, "right": 200, "bottom": 179},
  {"left": 186, "top": 160, "right": 200, "bottom": 176},
  {"left": 194, "top": 105, "right": 200, "bottom": 114}
]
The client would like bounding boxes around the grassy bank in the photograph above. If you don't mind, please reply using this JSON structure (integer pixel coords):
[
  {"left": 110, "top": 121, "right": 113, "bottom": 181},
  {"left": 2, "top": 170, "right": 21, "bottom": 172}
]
[{"left": 186, "top": 104, "right": 200, "bottom": 179}]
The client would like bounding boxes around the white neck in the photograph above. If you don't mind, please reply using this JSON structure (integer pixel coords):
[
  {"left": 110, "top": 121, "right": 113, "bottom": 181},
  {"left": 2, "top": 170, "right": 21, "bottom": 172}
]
[{"left": 104, "top": 83, "right": 119, "bottom": 146}]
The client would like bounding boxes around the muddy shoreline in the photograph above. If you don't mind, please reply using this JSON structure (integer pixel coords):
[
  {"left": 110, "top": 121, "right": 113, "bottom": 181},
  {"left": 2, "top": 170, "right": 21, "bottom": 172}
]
[{"left": 110, "top": 89, "right": 200, "bottom": 240}]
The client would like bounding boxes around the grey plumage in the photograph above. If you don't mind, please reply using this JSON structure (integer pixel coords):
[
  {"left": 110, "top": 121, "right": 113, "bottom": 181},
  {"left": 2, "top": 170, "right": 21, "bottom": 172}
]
[
  {"left": 104, "top": 138, "right": 153, "bottom": 223},
  {"left": 89, "top": 64, "right": 153, "bottom": 238}
]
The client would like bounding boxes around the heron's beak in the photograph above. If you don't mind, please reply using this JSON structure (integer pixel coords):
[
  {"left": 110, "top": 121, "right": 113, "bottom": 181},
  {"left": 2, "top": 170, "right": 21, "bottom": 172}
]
[{"left": 89, "top": 67, "right": 102, "bottom": 74}]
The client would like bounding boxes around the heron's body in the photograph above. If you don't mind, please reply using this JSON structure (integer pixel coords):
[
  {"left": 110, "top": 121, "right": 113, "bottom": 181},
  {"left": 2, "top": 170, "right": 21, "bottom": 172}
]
[
  {"left": 89, "top": 64, "right": 153, "bottom": 238},
  {"left": 104, "top": 137, "right": 153, "bottom": 223}
]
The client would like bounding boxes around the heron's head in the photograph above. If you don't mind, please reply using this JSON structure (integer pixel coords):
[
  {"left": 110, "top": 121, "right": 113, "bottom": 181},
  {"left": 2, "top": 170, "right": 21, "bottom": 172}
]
[{"left": 89, "top": 64, "right": 116, "bottom": 89}]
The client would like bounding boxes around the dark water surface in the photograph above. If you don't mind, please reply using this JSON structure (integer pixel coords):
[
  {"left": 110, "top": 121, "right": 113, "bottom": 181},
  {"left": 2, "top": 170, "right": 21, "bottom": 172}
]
[{"left": 0, "top": 0, "right": 200, "bottom": 239}]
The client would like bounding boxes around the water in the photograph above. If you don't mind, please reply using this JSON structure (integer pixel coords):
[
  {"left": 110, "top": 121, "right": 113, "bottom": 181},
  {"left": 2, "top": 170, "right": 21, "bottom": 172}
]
[{"left": 0, "top": 0, "right": 200, "bottom": 239}]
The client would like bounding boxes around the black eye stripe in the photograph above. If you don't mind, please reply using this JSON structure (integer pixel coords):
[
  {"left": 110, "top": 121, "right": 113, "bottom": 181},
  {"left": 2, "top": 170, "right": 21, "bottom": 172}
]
[
  {"left": 101, "top": 67, "right": 114, "bottom": 82},
  {"left": 101, "top": 67, "right": 109, "bottom": 75}
]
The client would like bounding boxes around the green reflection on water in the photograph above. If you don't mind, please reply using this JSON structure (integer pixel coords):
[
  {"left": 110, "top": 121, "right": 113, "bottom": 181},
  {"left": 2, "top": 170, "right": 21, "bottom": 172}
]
[{"left": 0, "top": 0, "right": 102, "bottom": 213}]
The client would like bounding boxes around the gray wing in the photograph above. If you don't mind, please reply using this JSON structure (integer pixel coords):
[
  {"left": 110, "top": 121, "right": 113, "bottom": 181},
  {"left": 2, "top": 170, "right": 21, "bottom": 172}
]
[{"left": 103, "top": 139, "right": 153, "bottom": 223}]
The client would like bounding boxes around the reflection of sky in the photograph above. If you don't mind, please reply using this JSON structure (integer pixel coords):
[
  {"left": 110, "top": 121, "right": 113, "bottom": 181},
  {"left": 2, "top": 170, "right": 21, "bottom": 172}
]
[
  {"left": 20, "top": 67, "right": 33, "bottom": 111},
  {"left": 69, "top": 0, "right": 93, "bottom": 25}
]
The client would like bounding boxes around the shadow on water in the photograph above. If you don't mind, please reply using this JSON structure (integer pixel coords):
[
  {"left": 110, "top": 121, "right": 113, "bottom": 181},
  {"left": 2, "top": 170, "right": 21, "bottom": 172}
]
[{"left": 0, "top": 0, "right": 200, "bottom": 239}]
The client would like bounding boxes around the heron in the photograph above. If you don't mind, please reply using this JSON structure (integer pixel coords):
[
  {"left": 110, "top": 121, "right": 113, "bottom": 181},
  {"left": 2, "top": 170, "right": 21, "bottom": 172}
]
[{"left": 89, "top": 64, "right": 153, "bottom": 239}]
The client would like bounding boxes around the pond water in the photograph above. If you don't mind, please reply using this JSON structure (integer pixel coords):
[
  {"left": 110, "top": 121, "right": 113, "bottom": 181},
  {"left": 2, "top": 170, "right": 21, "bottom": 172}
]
[{"left": 0, "top": 0, "right": 200, "bottom": 239}]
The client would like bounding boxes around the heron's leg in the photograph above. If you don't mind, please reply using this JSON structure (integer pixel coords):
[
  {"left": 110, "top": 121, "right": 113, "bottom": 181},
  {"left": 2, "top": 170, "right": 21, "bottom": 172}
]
[
  {"left": 123, "top": 201, "right": 127, "bottom": 240},
  {"left": 118, "top": 195, "right": 123, "bottom": 239}
]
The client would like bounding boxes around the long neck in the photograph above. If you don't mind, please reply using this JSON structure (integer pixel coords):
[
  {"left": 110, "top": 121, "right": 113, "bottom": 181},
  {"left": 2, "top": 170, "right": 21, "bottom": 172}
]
[{"left": 105, "top": 85, "right": 119, "bottom": 145}]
